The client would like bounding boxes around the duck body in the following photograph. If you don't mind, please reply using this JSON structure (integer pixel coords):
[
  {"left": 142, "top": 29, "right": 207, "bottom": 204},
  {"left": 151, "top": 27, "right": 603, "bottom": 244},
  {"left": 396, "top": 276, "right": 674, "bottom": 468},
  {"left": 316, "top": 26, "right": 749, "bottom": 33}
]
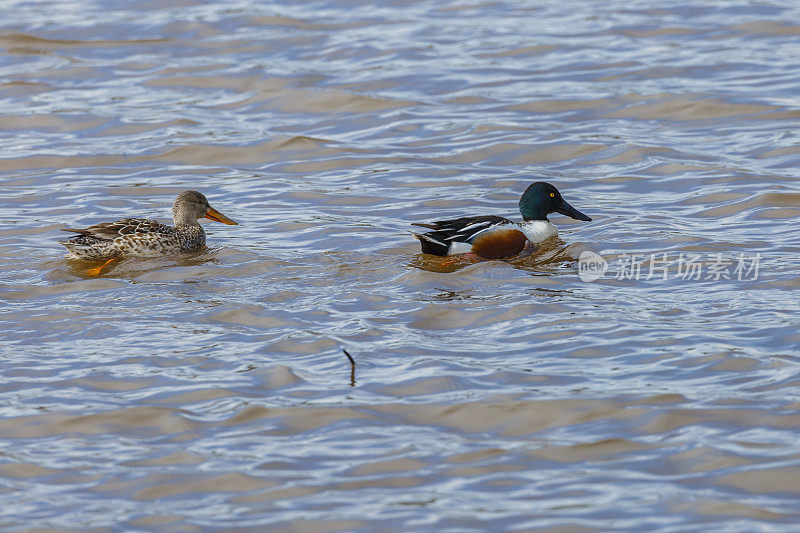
[
  {"left": 60, "top": 218, "right": 206, "bottom": 260},
  {"left": 412, "top": 182, "right": 590, "bottom": 259},
  {"left": 60, "top": 191, "right": 237, "bottom": 261}
]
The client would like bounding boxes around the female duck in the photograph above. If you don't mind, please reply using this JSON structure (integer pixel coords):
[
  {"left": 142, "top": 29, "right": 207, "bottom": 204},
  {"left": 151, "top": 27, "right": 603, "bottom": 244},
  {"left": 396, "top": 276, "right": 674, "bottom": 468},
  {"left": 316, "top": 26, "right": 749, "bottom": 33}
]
[
  {"left": 412, "top": 182, "right": 591, "bottom": 259},
  {"left": 60, "top": 190, "right": 237, "bottom": 274}
]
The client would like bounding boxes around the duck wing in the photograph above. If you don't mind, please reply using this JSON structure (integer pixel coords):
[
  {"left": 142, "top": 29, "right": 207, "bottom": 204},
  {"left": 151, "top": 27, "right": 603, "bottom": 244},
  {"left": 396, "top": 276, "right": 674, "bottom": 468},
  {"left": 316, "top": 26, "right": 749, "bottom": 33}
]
[
  {"left": 412, "top": 215, "right": 513, "bottom": 241},
  {"left": 61, "top": 218, "right": 169, "bottom": 240},
  {"left": 411, "top": 215, "right": 516, "bottom": 256}
]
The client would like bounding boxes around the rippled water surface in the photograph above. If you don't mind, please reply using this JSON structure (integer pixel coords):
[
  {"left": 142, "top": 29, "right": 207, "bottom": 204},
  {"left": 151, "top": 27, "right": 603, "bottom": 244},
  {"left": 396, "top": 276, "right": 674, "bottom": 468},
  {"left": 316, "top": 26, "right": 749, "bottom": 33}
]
[{"left": 2, "top": 0, "right": 800, "bottom": 530}]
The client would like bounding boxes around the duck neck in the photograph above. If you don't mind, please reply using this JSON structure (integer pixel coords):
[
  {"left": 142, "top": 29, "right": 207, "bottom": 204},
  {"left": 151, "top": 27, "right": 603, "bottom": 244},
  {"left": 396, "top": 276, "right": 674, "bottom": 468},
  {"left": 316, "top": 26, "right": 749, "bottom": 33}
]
[
  {"left": 172, "top": 209, "right": 201, "bottom": 228},
  {"left": 521, "top": 211, "right": 548, "bottom": 222},
  {"left": 519, "top": 220, "right": 558, "bottom": 243}
]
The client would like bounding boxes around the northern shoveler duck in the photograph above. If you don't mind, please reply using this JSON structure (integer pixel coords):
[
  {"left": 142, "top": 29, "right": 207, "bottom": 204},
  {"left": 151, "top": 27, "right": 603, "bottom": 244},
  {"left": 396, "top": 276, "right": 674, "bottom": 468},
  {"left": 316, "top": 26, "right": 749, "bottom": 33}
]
[
  {"left": 60, "top": 190, "right": 237, "bottom": 275},
  {"left": 412, "top": 182, "right": 591, "bottom": 259}
]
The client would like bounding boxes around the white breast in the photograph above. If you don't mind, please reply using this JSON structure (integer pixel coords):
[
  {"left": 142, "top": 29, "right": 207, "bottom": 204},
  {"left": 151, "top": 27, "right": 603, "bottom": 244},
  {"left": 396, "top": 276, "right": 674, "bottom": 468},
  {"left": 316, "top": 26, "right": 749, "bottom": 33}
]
[{"left": 518, "top": 220, "right": 558, "bottom": 243}]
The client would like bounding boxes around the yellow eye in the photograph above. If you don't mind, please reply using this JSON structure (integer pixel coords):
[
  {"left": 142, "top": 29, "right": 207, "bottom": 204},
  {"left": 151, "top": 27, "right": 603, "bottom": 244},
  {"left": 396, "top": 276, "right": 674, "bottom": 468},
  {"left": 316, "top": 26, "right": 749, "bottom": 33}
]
[{"left": 550, "top": 192, "right": 555, "bottom": 197}]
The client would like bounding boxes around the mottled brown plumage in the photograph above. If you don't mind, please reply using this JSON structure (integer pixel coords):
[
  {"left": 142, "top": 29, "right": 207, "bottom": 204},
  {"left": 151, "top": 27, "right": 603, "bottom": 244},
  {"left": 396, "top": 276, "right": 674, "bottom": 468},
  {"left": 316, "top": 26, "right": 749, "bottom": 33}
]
[{"left": 59, "top": 191, "right": 237, "bottom": 261}]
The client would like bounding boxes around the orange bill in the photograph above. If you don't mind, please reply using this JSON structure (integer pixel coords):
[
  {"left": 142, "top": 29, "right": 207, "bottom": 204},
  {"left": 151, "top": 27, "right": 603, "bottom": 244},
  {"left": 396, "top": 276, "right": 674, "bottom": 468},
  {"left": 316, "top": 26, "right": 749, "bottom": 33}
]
[{"left": 204, "top": 206, "right": 238, "bottom": 225}]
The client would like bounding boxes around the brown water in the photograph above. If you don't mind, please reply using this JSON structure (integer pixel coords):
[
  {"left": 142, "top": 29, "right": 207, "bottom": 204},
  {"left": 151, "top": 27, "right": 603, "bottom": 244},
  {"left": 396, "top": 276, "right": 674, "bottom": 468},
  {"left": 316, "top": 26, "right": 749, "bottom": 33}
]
[{"left": 2, "top": 1, "right": 800, "bottom": 531}]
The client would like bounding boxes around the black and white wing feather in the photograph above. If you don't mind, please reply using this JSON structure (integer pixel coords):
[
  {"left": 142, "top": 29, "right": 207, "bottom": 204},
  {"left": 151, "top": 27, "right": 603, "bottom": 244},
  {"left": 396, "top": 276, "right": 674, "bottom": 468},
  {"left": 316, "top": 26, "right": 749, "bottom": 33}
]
[{"left": 412, "top": 215, "right": 514, "bottom": 256}]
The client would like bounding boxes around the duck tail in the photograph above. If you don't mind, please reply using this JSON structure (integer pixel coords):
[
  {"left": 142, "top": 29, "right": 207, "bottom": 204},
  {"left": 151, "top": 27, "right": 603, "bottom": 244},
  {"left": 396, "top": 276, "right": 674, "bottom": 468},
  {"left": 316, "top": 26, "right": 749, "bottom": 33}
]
[{"left": 411, "top": 231, "right": 449, "bottom": 256}]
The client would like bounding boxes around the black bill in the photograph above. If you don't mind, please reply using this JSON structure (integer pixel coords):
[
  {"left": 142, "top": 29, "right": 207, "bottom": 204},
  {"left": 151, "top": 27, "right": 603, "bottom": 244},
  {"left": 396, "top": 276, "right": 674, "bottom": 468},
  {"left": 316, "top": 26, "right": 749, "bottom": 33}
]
[{"left": 556, "top": 199, "right": 592, "bottom": 221}]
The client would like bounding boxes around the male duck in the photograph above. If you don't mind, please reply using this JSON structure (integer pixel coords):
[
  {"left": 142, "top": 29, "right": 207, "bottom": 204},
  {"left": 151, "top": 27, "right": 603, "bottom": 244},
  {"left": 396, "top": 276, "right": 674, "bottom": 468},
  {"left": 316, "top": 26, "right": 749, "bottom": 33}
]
[
  {"left": 412, "top": 182, "right": 591, "bottom": 259},
  {"left": 60, "top": 190, "right": 237, "bottom": 275}
]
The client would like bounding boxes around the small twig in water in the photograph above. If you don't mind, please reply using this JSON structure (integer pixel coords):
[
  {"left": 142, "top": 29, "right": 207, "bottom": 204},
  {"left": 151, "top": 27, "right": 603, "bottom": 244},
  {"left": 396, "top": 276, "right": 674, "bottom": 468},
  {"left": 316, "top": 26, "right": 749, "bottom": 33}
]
[{"left": 343, "top": 349, "right": 356, "bottom": 386}]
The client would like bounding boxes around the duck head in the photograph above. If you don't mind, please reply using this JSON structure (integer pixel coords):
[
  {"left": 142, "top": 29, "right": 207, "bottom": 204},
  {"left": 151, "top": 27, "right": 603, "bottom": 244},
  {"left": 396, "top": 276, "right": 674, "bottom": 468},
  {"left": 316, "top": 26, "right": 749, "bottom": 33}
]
[
  {"left": 172, "top": 190, "right": 238, "bottom": 226},
  {"left": 518, "top": 182, "right": 591, "bottom": 222}
]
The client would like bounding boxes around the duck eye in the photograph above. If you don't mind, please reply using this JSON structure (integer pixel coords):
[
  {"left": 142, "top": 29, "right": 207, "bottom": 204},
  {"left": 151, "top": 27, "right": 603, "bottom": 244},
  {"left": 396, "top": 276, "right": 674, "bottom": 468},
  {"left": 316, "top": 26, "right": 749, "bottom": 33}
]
[{"left": 550, "top": 192, "right": 555, "bottom": 198}]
